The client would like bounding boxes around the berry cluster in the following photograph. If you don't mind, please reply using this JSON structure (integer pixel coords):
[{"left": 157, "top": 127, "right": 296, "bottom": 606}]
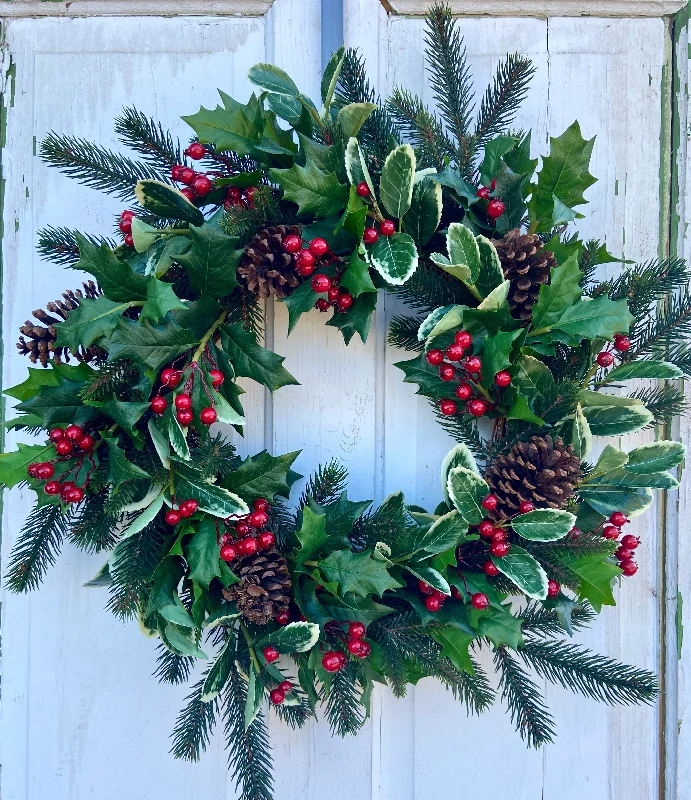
[
  {"left": 260, "top": 646, "right": 296, "bottom": 705},
  {"left": 320, "top": 620, "right": 371, "bottom": 671},
  {"left": 475, "top": 178, "right": 505, "bottom": 220},
  {"left": 219, "top": 498, "right": 274, "bottom": 561},
  {"left": 28, "top": 424, "right": 97, "bottom": 503},
  {"left": 354, "top": 181, "right": 396, "bottom": 244},
  {"left": 281, "top": 233, "right": 354, "bottom": 313},
  {"left": 601, "top": 511, "right": 638, "bottom": 576},
  {"left": 119, "top": 209, "right": 136, "bottom": 247},
  {"left": 418, "top": 578, "right": 448, "bottom": 611},
  {"left": 164, "top": 498, "right": 199, "bottom": 526},
  {"left": 150, "top": 366, "right": 222, "bottom": 428},
  {"left": 595, "top": 335, "right": 632, "bottom": 369},
  {"left": 224, "top": 185, "right": 256, "bottom": 210},
  {"left": 170, "top": 147, "right": 215, "bottom": 202}
]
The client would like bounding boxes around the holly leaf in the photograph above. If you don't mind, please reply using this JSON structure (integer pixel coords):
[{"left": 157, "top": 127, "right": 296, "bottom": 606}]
[
  {"left": 256, "top": 621, "right": 320, "bottom": 654},
  {"left": 145, "top": 556, "right": 194, "bottom": 628},
  {"left": 0, "top": 442, "right": 55, "bottom": 488},
  {"left": 582, "top": 403, "right": 654, "bottom": 436},
  {"left": 447, "top": 222, "right": 481, "bottom": 284},
  {"left": 555, "top": 551, "right": 620, "bottom": 612},
  {"left": 73, "top": 233, "right": 151, "bottom": 303},
  {"left": 91, "top": 396, "right": 150, "bottom": 434},
  {"left": 186, "top": 517, "right": 224, "bottom": 589},
  {"left": 182, "top": 93, "right": 265, "bottom": 157},
  {"left": 481, "top": 328, "right": 522, "bottom": 381},
  {"left": 139, "top": 280, "right": 186, "bottom": 324},
  {"left": 220, "top": 323, "right": 299, "bottom": 392},
  {"left": 580, "top": 487, "right": 654, "bottom": 519},
  {"left": 493, "top": 161, "right": 530, "bottom": 234},
  {"left": 135, "top": 180, "right": 204, "bottom": 225},
  {"left": 624, "top": 441, "right": 686, "bottom": 473},
  {"left": 379, "top": 144, "right": 416, "bottom": 219},
  {"left": 477, "top": 608, "right": 524, "bottom": 649},
  {"left": 514, "top": 356, "right": 555, "bottom": 400},
  {"left": 414, "top": 510, "right": 468, "bottom": 557},
  {"left": 339, "top": 251, "right": 377, "bottom": 297},
  {"left": 512, "top": 509, "right": 576, "bottom": 541},
  {"left": 269, "top": 160, "right": 348, "bottom": 217},
  {"left": 177, "top": 226, "right": 242, "bottom": 298},
  {"left": 431, "top": 167, "right": 479, "bottom": 205},
  {"left": 201, "top": 638, "right": 234, "bottom": 702},
  {"left": 282, "top": 280, "right": 318, "bottom": 335},
  {"left": 479, "top": 135, "right": 518, "bottom": 186},
  {"left": 394, "top": 353, "right": 453, "bottom": 400},
  {"left": 248, "top": 62, "right": 299, "bottom": 95},
  {"left": 475, "top": 236, "right": 505, "bottom": 298},
  {"left": 319, "top": 549, "right": 403, "bottom": 598},
  {"left": 222, "top": 450, "right": 301, "bottom": 503},
  {"left": 404, "top": 564, "right": 449, "bottom": 595},
  {"left": 295, "top": 506, "right": 329, "bottom": 563},
  {"left": 4, "top": 368, "right": 61, "bottom": 401},
  {"left": 505, "top": 395, "right": 545, "bottom": 426},
  {"left": 335, "top": 187, "right": 368, "bottom": 243},
  {"left": 403, "top": 177, "right": 442, "bottom": 247},
  {"left": 491, "top": 545, "right": 548, "bottom": 600},
  {"left": 602, "top": 360, "right": 684, "bottom": 382},
  {"left": 326, "top": 290, "right": 378, "bottom": 345},
  {"left": 370, "top": 232, "right": 418, "bottom": 286},
  {"left": 108, "top": 317, "right": 198, "bottom": 372},
  {"left": 321, "top": 492, "right": 371, "bottom": 544},
  {"left": 16, "top": 377, "right": 97, "bottom": 428},
  {"left": 429, "top": 627, "right": 475, "bottom": 673},
  {"left": 55, "top": 295, "right": 128, "bottom": 351},
  {"left": 104, "top": 435, "right": 149, "bottom": 487},
  {"left": 441, "top": 443, "right": 478, "bottom": 503},
  {"left": 446, "top": 466, "right": 489, "bottom": 526},
  {"left": 552, "top": 296, "right": 634, "bottom": 340},
  {"left": 531, "top": 253, "right": 582, "bottom": 331},
  {"left": 164, "top": 624, "right": 207, "bottom": 659},
  {"left": 173, "top": 463, "right": 249, "bottom": 519},
  {"left": 571, "top": 402, "right": 592, "bottom": 460},
  {"left": 336, "top": 102, "right": 377, "bottom": 140}
]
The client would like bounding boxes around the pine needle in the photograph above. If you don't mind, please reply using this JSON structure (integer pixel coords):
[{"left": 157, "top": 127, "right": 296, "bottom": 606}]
[
  {"left": 323, "top": 658, "right": 367, "bottom": 736},
  {"left": 115, "top": 107, "right": 185, "bottom": 171},
  {"left": 154, "top": 643, "right": 195, "bottom": 685},
  {"left": 170, "top": 669, "right": 219, "bottom": 760},
  {"left": 299, "top": 460, "right": 349, "bottom": 508},
  {"left": 37, "top": 225, "right": 116, "bottom": 267}
]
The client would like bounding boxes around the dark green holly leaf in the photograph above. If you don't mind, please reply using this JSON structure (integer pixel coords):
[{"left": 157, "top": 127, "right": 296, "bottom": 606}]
[
  {"left": 186, "top": 517, "right": 224, "bottom": 589},
  {"left": 370, "top": 232, "right": 418, "bottom": 285},
  {"left": 169, "top": 296, "right": 223, "bottom": 339},
  {"left": 479, "top": 135, "right": 518, "bottom": 187},
  {"left": 182, "top": 93, "right": 264, "bottom": 157},
  {"left": 73, "top": 234, "right": 151, "bottom": 303},
  {"left": 403, "top": 178, "right": 443, "bottom": 247},
  {"left": 322, "top": 492, "right": 371, "bottom": 544},
  {"left": 319, "top": 549, "right": 403, "bottom": 598},
  {"left": 295, "top": 505, "right": 329, "bottom": 563},
  {"left": 222, "top": 449, "right": 301, "bottom": 503},
  {"left": 394, "top": 353, "right": 452, "bottom": 400},
  {"left": 248, "top": 62, "right": 299, "bottom": 95},
  {"left": 173, "top": 462, "right": 249, "bottom": 518},
  {"left": 512, "top": 509, "right": 576, "bottom": 541},
  {"left": 482, "top": 328, "right": 522, "bottom": 381},
  {"left": 491, "top": 545, "right": 548, "bottom": 600},
  {"left": 139, "top": 280, "right": 186, "bottom": 324},
  {"left": 339, "top": 251, "right": 377, "bottom": 298},
  {"left": 91, "top": 396, "right": 150, "bottom": 434},
  {"left": 282, "top": 280, "right": 318, "bottom": 335},
  {"left": 580, "top": 487, "right": 653, "bottom": 518},
  {"left": 108, "top": 317, "right": 198, "bottom": 372},
  {"left": 104, "top": 435, "right": 149, "bottom": 487},
  {"left": 429, "top": 627, "right": 475, "bottom": 673},
  {"left": 477, "top": 608, "right": 524, "bottom": 649},
  {"left": 56, "top": 295, "right": 129, "bottom": 351},
  {"left": 431, "top": 167, "right": 479, "bottom": 205},
  {"left": 493, "top": 161, "right": 530, "bottom": 235},
  {"left": 503, "top": 131, "right": 538, "bottom": 179},
  {"left": 16, "top": 377, "right": 97, "bottom": 428},
  {"left": 4, "top": 368, "right": 61, "bottom": 401},
  {"left": 255, "top": 621, "right": 320, "bottom": 654},
  {"left": 552, "top": 296, "right": 634, "bottom": 341},
  {"left": 145, "top": 556, "right": 195, "bottom": 628},
  {"left": 326, "top": 290, "right": 378, "bottom": 345},
  {"left": 221, "top": 323, "right": 298, "bottom": 391},
  {"left": 554, "top": 551, "right": 620, "bottom": 612},
  {"left": 176, "top": 226, "right": 242, "bottom": 298},
  {"left": 447, "top": 466, "right": 489, "bottom": 526},
  {"left": 0, "top": 442, "right": 54, "bottom": 488},
  {"left": 531, "top": 253, "right": 582, "bottom": 331},
  {"left": 379, "top": 144, "right": 416, "bottom": 219},
  {"left": 543, "top": 594, "right": 579, "bottom": 636},
  {"left": 335, "top": 186, "right": 368, "bottom": 243},
  {"left": 297, "top": 134, "right": 345, "bottom": 180},
  {"left": 401, "top": 588, "right": 474, "bottom": 632},
  {"left": 505, "top": 395, "right": 545, "bottom": 426},
  {"left": 270, "top": 160, "right": 348, "bottom": 217}
]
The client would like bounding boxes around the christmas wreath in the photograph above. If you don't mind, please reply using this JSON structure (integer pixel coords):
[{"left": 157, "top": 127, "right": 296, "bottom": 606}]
[{"left": 4, "top": 5, "right": 688, "bottom": 797}]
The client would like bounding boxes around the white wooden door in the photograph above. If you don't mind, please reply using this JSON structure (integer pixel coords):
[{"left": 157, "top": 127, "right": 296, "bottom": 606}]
[{"left": 0, "top": 1, "right": 689, "bottom": 799}]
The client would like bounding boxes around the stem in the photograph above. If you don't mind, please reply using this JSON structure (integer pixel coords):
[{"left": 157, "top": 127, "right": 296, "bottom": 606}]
[
  {"left": 580, "top": 361, "right": 599, "bottom": 389},
  {"left": 240, "top": 621, "right": 262, "bottom": 674},
  {"left": 191, "top": 309, "right": 227, "bottom": 364},
  {"left": 527, "top": 326, "right": 551, "bottom": 338}
]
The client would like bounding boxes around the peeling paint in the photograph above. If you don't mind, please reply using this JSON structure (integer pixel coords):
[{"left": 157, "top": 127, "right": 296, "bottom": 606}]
[{"left": 677, "top": 590, "right": 684, "bottom": 659}]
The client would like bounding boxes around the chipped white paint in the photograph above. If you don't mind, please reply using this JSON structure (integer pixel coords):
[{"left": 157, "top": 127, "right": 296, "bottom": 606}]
[{"left": 0, "top": 3, "right": 683, "bottom": 800}]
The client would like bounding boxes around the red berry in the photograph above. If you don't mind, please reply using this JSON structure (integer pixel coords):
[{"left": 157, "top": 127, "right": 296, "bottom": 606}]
[
  {"left": 263, "top": 646, "right": 280, "bottom": 663},
  {"left": 65, "top": 424, "right": 83, "bottom": 441},
  {"left": 219, "top": 544, "right": 236, "bottom": 562},
  {"left": 254, "top": 498, "right": 270, "bottom": 512},
  {"left": 181, "top": 188, "right": 195, "bottom": 202},
  {"left": 258, "top": 531, "right": 275, "bottom": 550},
  {"left": 476, "top": 186, "right": 490, "bottom": 199},
  {"left": 44, "top": 480, "right": 61, "bottom": 495},
  {"left": 235, "top": 522, "right": 250, "bottom": 536},
  {"left": 283, "top": 234, "right": 302, "bottom": 253},
  {"left": 547, "top": 579, "right": 560, "bottom": 598},
  {"left": 240, "top": 537, "right": 258, "bottom": 556},
  {"left": 177, "top": 409, "right": 193, "bottom": 426},
  {"left": 65, "top": 486, "right": 84, "bottom": 504},
  {"left": 357, "top": 641, "right": 371, "bottom": 658},
  {"left": 278, "top": 680, "right": 293, "bottom": 693},
  {"left": 380, "top": 220, "right": 396, "bottom": 237},
  {"left": 328, "top": 286, "right": 340, "bottom": 303},
  {"left": 455, "top": 331, "right": 472, "bottom": 349},
  {"left": 347, "top": 639, "right": 364, "bottom": 656},
  {"left": 356, "top": 182, "right": 370, "bottom": 198},
  {"left": 450, "top": 586, "right": 462, "bottom": 601},
  {"left": 363, "top": 227, "right": 378, "bottom": 245},
  {"left": 478, "top": 520, "right": 494, "bottom": 537},
  {"left": 621, "top": 534, "right": 639, "bottom": 550},
  {"left": 455, "top": 382, "right": 473, "bottom": 401},
  {"left": 465, "top": 356, "right": 482, "bottom": 374},
  {"left": 179, "top": 499, "right": 199, "bottom": 518},
  {"left": 200, "top": 407, "right": 217, "bottom": 425},
  {"left": 602, "top": 525, "right": 621, "bottom": 540},
  {"left": 439, "top": 365, "right": 456, "bottom": 382},
  {"left": 165, "top": 509, "right": 181, "bottom": 526},
  {"left": 48, "top": 428, "right": 65, "bottom": 442},
  {"left": 471, "top": 593, "right": 489, "bottom": 610},
  {"left": 209, "top": 369, "right": 224, "bottom": 388},
  {"left": 349, "top": 622, "right": 366, "bottom": 639},
  {"left": 425, "top": 595, "right": 443, "bottom": 612},
  {"left": 276, "top": 611, "right": 290, "bottom": 625},
  {"left": 467, "top": 399, "right": 487, "bottom": 417},
  {"left": 490, "top": 541, "right": 510, "bottom": 557},
  {"left": 295, "top": 251, "right": 316, "bottom": 277},
  {"left": 186, "top": 142, "right": 206, "bottom": 160},
  {"left": 311, "top": 274, "right": 331, "bottom": 293},
  {"left": 481, "top": 494, "right": 498, "bottom": 511},
  {"left": 161, "top": 368, "right": 181, "bottom": 387},
  {"left": 27, "top": 463, "right": 40, "bottom": 478},
  {"left": 269, "top": 689, "right": 285, "bottom": 705},
  {"left": 316, "top": 298, "right": 330, "bottom": 312},
  {"left": 310, "top": 237, "right": 329, "bottom": 257},
  {"left": 322, "top": 652, "right": 343, "bottom": 672},
  {"left": 494, "top": 370, "right": 512, "bottom": 388},
  {"left": 36, "top": 462, "right": 55, "bottom": 480},
  {"left": 175, "top": 394, "right": 192, "bottom": 410},
  {"left": 192, "top": 175, "right": 213, "bottom": 196},
  {"left": 337, "top": 292, "right": 354, "bottom": 312},
  {"left": 426, "top": 349, "right": 444, "bottom": 366},
  {"left": 487, "top": 198, "right": 505, "bottom": 219},
  {"left": 483, "top": 560, "right": 500, "bottom": 576},
  {"left": 519, "top": 501, "right": 535, "bottom": 514},
  {"left": 121, "top": 210, "right": 135, "bottom": 221},
  {"left": 616, "top": 547, "right": 634, "bottom": 561},
  {"left": 250, "top": 510, "right": 269, "bottom": 529},
  {"left": 78, "top": 435, "right": 95, "bottom": 450},
  {"left": 446, "top": 343, "right": 465, "bottom": 362},
  {"left": 119, "top": 217, "right": 132, "bottom": 234},
  {"left": 226, "top": 186, "right": 243, "bottom": 203},
  {"left": 171, "top": 165, "right": 185, "bottom": 181},
  {"left": 621, "top": 560, "right": 638, "bottom": 577},
  {"left": 179, "top": 167, "right": 195, "bottom": 185},
  {"left": 440, "top": 399, "right": 457, "bottom": 416},
  {"left": 59, "top": 482, "right": 75, "bottom": 499},
  {"left": 609, "top": 512, "right": 628, "bottom": 527},
  {"left": 491, "top": 528, "right": 507, "bottom": 543},
  {"left": 597, "top": 351, "right": 614, "bottom": 367},
  {"left": 55, "top": 439, "right": 74, "bottom": 456},
  {"left": 614, "top": 335, "right": 631, "bottom": 352},
  {"left": 418, "top": 580, "right": 435, "bottom": 596}
]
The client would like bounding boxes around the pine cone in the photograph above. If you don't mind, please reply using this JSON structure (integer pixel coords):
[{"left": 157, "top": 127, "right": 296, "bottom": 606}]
[
  {"left": 222, "top": 548, "right": 291, "bottom": 625},
  {"left": 238, "top": 224, "right": 302, "bottom": 299},
  {"left": 495, "top": 229, "right": 557, "bottom": 321},
  {"left": 17, "top": 281, "right": 103, "bottom": 367},
  {"left": 484, "top": 435, "right": 582, "bottom": 521}
]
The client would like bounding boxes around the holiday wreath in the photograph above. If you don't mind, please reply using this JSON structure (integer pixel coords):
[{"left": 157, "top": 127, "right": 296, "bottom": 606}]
[{"left": 3, "top": 5, "right": 688, "bottom": 796}]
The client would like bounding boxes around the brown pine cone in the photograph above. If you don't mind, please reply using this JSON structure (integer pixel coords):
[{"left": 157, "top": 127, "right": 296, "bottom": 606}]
[
  {"left": 494, "top": 229, "right": 557, "bottom": 321},
  {"left": 17, "top": 281, "right": 102, "bottom": 367},
  {"left": 238, "top": 224, "right": 303, "bottom": 299},
  {"left": 484, "top": 435, "right": 582, "bottom": 521},
  {"left": 222, "top": 547, "right": 291, "bottom": 625}
]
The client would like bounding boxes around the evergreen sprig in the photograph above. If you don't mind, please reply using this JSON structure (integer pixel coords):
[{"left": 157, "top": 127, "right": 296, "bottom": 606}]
[
  {"left": 37, "top": 225, "right": 115, "bottom": 267},
  {"left": 324, "top": 658, "right": 367, "bottom": 736},
  {"left": 518, "top": 600, "right": 596, "bottom": 637},
  {"left": 299, "top": 459, "right": 349, "bottom": 508},
  {"left": 630, "top": 384, "right": 689, "bottom": 424},
  {"left": 387, "top": 89, "right": 456, "bottom": 170},
  {"left": 171, "top": 669, "right": 219, "bottom": 760},
  {"left": 388, "top": 314, "right": 425, "bottom": 352},
  {"left": 154, "top": 643, "right": 195, "bottom": 686},
  {"left": 114, "top": 107, "right": 185, "bottom": 171},
  {"left": 387, "top": 261, "right": 478, "bottom": 315}
]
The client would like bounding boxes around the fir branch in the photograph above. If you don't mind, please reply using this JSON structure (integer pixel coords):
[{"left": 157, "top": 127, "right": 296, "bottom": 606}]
[
  {"left": 268, "top": 497, "right": 298, "bottom": 552},
  {"left": 518, "top": 600, "right": 595, "bottom": 638},
  {"left": 199, "top": 142, "right": 257, "bottom": 177},
  {"left": 324, "top": 657, "right": 367, "bottom": 736},
  {"left": 433, "top": 402, "right": 486, "bottom": 459},
  {"left": 350, "top": 496, "right": 414, "bottom": 554},
  {"left": 79, "top": 361, "right": 143, "bottom": 403},
  {"left": 67, "top": 490, "right": 121, "bottom": 552},
  {"left": 271, "top": 690, "right": 315, "bottom": 729},
  {"left": 189, "top": 433, "right": 241, "bottom": 480},
  {"left": 40, "top": 132, "right": 164, "bottom": 200},
  {"left": 299, "top": 459, "right": 349, "bottom": 508},
  {"left": 525, "top": 533, "right": 617, "bottom": 590},
  {"left": 387, "top": 89, "right": 456, "bottom": 170},
  {"left": 37, "top": 225, "right": 116, "bottom": 267},
  {"left": 473, "top": 53, "right": 536, "bottom": 148},
  {"left": 388, "top": 314, "right": 425, "bottom": 352},
  {"left": 114, "top": 107, "right": 185, "bottom": 171},
  {"left": 154, "top": 642, "right": 195, "bottom": 685},
  {"left": 579, "top": 238, "right": 607, "bottom": 287},
  {"left": 629, "top": 384, "right": 690, "bottom": 425},
  {"left": 595, "top": 257, "right": 690, "bottom": 318},
  {"left": 171, "top": 668, "right": 219, "bottom": 760},
  {"left": 5, "top": 503, "right": 76, "bottom": 592},
  {"left": 222, "top": 287, "right": 265, "bottom": 338},
  {"left": 493, "top": 645, "right": 555, "bottom": 747},
  {"left": 387, "top": 259, "right": 478, "bottom": 315},
  {"left": 626, "top": 289, "right": 691, "bottom": 369},
  {"left": 519, "top": 640, "right": 658, "bottom": 705}
]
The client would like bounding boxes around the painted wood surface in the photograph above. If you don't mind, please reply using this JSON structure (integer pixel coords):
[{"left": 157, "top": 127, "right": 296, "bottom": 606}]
[{"left": 0, "top": 3, "right": 683, "bottom": 799}]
